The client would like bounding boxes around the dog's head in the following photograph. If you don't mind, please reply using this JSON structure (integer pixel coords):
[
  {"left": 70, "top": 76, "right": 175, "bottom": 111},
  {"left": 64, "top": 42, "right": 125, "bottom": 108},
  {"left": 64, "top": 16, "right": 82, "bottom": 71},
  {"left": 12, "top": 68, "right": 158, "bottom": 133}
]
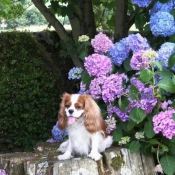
[{"left": 57, "top": 93, "right": 106, "bottom": 133}]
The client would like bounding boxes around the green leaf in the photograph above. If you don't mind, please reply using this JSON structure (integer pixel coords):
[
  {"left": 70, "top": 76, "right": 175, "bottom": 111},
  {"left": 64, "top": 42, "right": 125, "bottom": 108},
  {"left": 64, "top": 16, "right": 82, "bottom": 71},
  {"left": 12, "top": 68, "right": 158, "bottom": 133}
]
[
  {"left": 127, "top": 120, "right": 136, "bottom": 130},
  {"left": 135, "top": 13, "right": 147, "bottom": 29},
  {"left": 140, "top": 69, "right": 154, "bottom": 82},
  {"left": 155, "top": 68, "right": 173, "bottom": 79},
  {"left": 168, "top": 53, "right": 175, "bottom": 69},
  {"left": 169, "top": 33, "right": 175, "bottom": 43},
  {"left": 144, "top": 120, "right": 155, "bottom": 138},
  {"left": 159, "top": 0, "right": 170, "bottom": 3},
  {"left": 170, "top": 9, "right": 175, "bottom": 20},
  {"left": 129, "top": 85, "right": 141, "bottom": 100},
  {"left": 161, "top": 144, "right": 169, "bottom": 152},
  {"left": 123, "top": 57, "right": 132, "bottom": 72},
  {"left": 81, "top": 70, "right": 93, "bottom": 90},
  {"left": 113, "top": 124, "right": 123, "bottom": 142},
  {"left": 173, "top": 114, "right": 175, "bottom": 122},
  {"left": 118, "top": 96, "right": 130, "bottom": 111},
  {"left": 149, "top": 139, "right": 160, "bottom": 145},
  {"left": 172, "top": 75, "right": 175, "bottom": 85},
  {"left": 157, "top": 78, "right": 175, "bottom": 93},
  {"left": 129, "top": 107, "right": 146, "bottom": 124},
  {"left": 160, "top": 155, "right": 175, "bottom": 175},
  {"left": 129, "top": 141, "right": 140, "bottom": 153},
  {"left": 152, "top": 61, "right": 162, "bottom": 71}
]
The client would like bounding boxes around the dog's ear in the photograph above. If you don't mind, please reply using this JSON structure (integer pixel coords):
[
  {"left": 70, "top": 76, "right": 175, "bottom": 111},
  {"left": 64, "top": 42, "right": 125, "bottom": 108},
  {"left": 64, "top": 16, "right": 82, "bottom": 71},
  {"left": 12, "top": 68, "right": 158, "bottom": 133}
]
[
  {"left": 58, "top": 93, "right": 70, "bottom": 130},
  {"left": 83, "top": 95, "right": 106, "bottom": 134}
]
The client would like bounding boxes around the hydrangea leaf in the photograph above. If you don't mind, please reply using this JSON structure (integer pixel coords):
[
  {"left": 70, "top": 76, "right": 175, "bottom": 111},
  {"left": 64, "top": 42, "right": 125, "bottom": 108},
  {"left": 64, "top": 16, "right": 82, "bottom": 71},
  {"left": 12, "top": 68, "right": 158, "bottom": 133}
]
[
  {"left": 161, "top": 144, "right": 169, "bottom": 152},
  {"left": 160, "top": 155, "right": 175, "bottom": 175},
  {"left": 155, "top": 69, "right": 173, "bottom": 79},
  {"left": 172, "top": 75, "right": 175, "bottom": 85},
  {"left": 169, "top": 33, "right": 175, "bottom": 43},
  {"left": 124, "top": 57, "right": 132, "bottom": 72},
  {"left": 159, "top": 0, "right": 170, "bottom": 3},
  {"left": 140, "top": 69, "right": 154, "bottom": 83},
  {"left": 129, "top": 107, "right": 146, "bottom": 123},
  {"left": 144, "top": 120, "right": 155, "bottom": 138},
  {"left": 170, "top": 9, "right": 175, "bottom": 20},
  {"left": 157, "top": 78, "right": 175, "bottom": 93},
  {"left": 168, "top": 53, "right": 175, "bottom": 69},
  {"left": 152, "top": 61, "right": 163, "bottom": 71},
  {"left": 113, "top": 124, "right": 123, "bottom": 142},
  {"left": 118, "top": 96, "right": 130, "bottom": 111},
  {"left": 81, "top": 70, "right": 93, "bottom": 90},
  {"left": 129, "top": 140, "right": 140, "bottom": 153},
  {"left": 129, "top": 85, "right": 141, "bottom": 100},
  {"left": 127, "top": 120, "right": 136, "bottom": 130},
  {"left": 149, "top": 139, "right": 160, "bottom": 145},
  {"left": 173, "top": 114, "right": 175, "bottom": 122},
  {"left": 135, "top": 13, "right": 147, "bottom": 29}
]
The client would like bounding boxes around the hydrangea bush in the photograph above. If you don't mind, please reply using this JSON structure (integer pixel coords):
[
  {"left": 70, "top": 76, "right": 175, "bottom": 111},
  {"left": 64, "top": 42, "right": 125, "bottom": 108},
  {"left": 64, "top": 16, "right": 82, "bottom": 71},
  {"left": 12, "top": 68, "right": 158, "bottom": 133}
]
[{"left": 76, "top": 27, "right": 175, "bottom": 175}]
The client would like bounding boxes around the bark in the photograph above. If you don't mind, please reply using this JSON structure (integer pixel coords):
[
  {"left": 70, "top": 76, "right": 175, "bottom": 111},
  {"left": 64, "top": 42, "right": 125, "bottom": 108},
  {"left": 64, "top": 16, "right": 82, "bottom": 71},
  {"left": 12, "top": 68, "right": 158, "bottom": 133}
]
[
  {"left": 31, "top": 0, "right": 84, "bottom": 67},
  {"left": 114, "top": 0, "right": 129, "bottom": 42}
]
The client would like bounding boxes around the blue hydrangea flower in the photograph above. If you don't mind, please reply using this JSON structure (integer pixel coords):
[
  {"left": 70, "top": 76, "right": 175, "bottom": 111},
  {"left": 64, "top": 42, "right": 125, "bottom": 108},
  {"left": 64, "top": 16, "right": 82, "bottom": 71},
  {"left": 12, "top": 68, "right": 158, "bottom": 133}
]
[
  {"left": 150, "top": 11, "right": 175, "bottom": 37},
  {"left": 150, "top": 0, "right": 174, "bottom": 15},
  {"left": 156, "top": 42, "right": 175, "bottom": 71},
  {"left": 52, "top": 122, "right": 68, "bottom": 142},
  {"left": 132, "top": 0, "right": 152, "bottom": 7},
  {"left": 109, "top": 38, "right": 129, "bottom": 66},
  {"left": 68, "top": 67, "right": 83, "bottom": 80},
  {"left": 126, "top": 33, "right": 150, "bottom": 53}
]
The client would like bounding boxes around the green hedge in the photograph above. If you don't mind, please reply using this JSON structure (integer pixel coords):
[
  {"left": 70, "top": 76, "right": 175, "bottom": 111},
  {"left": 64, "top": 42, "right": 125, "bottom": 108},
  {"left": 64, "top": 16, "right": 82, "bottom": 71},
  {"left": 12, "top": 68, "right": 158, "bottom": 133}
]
[{"left": 0, "top": 31, "right": 61, "bottom": 151}]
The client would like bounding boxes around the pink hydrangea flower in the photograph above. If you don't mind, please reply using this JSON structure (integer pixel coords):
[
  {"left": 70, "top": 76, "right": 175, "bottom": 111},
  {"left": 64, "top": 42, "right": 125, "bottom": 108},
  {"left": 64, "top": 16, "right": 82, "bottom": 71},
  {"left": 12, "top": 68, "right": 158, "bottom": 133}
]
[
  {"left": 91, "top": 32, "right": 113, "bottom": 53},
  {"left": 84, "top": 53, "right": 112, "bottom": 77}
]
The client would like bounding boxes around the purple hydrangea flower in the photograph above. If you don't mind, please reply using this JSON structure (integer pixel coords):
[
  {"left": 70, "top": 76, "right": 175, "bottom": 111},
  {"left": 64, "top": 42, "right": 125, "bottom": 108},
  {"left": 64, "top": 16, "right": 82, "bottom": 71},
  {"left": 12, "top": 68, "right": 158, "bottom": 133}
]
[
  {"left": 91, "top": 32, "right": 113, "bottom": 53},
  {"left": 84, "top": 53, "right": 112, "bottom": 77},
  {"left": 150, "top": 0, "right": 174, "bottom": 15},
  {"left": 132, "top": 0, "right": 152, "bottom": 7},
  {"left": 153, "top": 107, "right": 175, "bottom": 139},
  {"left": 150, "top": 11, "right": 175, "bottom": 37},
  {"left": 0, "top": 170, "right": 8, "bottom": 175},
  {"left": 52, "top": 122, "right": 68, "bottom": 142},
  {"left": 130, "top": 77, "right": 145, "bottom": 91},
  {"left": 105, "top": 116, "right": 117, "bottom": 134},
  {"left": 89, "top": 76, "right": 106, "bottom": 100},
  {"left": 78, "top": 82, "right": 89, "bottom": 94},
  {"left": 102, "top": 73, "right": 127, "bottom": 103},
  {"left": 126, "top": 33, "right": 150, "bottom": 53},
  {"left": 109, "top": 38, "right": 129, "bottom": 66},
  {"left": 161, "top": 100, "right": 173, "bottom": 110},
  {"left": 68, "top": 67, "right": 83, "bottom": 80},
  {"left": 130, "top": 50, "right": 150, "bottom": 70},
  {"left": 156, "top": 42, "right": 175, "bottom": 71}
]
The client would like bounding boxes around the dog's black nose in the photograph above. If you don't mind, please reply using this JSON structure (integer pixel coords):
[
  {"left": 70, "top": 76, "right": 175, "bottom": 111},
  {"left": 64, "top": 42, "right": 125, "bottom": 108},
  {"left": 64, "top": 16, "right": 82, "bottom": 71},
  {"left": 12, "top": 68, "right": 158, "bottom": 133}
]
[{"left": 68, "top": 109, "right": 74, "bottom": 114}]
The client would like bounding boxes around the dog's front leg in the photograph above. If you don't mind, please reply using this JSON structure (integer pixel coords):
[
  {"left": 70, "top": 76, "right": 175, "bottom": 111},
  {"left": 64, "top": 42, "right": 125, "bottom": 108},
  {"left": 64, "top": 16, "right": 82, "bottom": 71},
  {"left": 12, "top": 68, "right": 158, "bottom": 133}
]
[
  {"left": 88, "top": 133, "right": 102, "bottom": 161},
  {"left": 57, "top": 139, "right": 72, "bottom": 160}
]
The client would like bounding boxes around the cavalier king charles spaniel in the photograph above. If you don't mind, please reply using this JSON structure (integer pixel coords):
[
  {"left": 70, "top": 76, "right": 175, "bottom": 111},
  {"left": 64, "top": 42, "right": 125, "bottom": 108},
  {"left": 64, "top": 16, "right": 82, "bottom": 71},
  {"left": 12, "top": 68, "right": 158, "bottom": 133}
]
[{"left": 57, "top": 93, "right": 113, "bottom": 161}]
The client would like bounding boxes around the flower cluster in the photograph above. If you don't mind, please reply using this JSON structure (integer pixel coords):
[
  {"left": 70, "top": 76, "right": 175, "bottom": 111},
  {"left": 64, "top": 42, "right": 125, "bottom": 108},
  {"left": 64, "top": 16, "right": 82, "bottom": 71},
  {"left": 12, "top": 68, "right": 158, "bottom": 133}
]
[
  {"left": 131, "top": 0, "right": 152, "bottom": 7},
  {"left": 153, "top": 107, "right": 175, "bottom": 139},
  {"left": 161, "top": 100, "right": 173, "bottom": 110},
  {"left": 52, "top": 122, "right": 68, "bottom": 142},
  {"left": 109, "top": 38, "right": 129, "bottom": 66},
  {"left": 150, "top": 0, "right": 174, "bottom": 15},
  {"left": 105, "top": 116, "right": 117, "bottom": 134},
  {"left": 135, "top": 132, "right": 145, "bottom": 140},
  {"left": 156, "top": 42, "right": 175, "bottom": 71},
  {"left": 102, "top": 73, "right": 127, "bottom": 103},
  {"left": 130, "top": 50, "right": 150, "bottom": 70},
  {"left": 89, "top": 76, "right": 106, "bottom": 99},
  {"left": 84, "top": 53, "right": 112, "bottom": 77},
  {"left": 91, "top": 32, "right": 113, "bottom": 53},
  {"left": 118, "top": 136, "right": 130, "bottom": 145},
  {"left": 0, "top": 169, "right": 8, "bottom": 175},
  {"left": 78, "top": 35, "right": 90, "bottom": 42},
  {"left": 150, "top": 11, "right": 175, "bottom": 37},
  {"left": 126, "top": 33, "right": 150, "bottom": 53},
  {"left": 78, "top": 82, "right": 88, "bottom": 94},
  {"left": 68, "top": 67, "right": 83, "bottom": 80}
]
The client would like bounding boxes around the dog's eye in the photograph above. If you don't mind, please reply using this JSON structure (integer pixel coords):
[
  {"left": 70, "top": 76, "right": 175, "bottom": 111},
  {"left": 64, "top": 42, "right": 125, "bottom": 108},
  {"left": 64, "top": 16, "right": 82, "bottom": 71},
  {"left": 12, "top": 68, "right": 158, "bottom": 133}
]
[
  {"left": 65, "top": 105, "right": 70, "bottom": 108},
  {"left": 75, "top": 106, "right": 81, "bottom": 109}
]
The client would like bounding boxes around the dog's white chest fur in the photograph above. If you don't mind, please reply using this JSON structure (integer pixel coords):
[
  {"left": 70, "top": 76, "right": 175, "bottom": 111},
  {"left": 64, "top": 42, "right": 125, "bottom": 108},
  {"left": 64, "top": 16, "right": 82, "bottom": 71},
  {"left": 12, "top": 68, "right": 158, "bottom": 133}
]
[{"left": 68, "top": 118, "right": 91, "bottom": 156}]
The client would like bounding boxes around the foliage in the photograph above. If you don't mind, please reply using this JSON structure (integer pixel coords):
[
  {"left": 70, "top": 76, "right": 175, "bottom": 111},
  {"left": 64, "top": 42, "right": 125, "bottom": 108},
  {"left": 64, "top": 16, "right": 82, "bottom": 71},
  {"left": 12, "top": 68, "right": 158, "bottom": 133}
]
[
  {"left": 69, "top": 1, "right": 175, "bottom": 174},
  {"left": 0, "top": 31, "right": 60, "bottom": 151}
]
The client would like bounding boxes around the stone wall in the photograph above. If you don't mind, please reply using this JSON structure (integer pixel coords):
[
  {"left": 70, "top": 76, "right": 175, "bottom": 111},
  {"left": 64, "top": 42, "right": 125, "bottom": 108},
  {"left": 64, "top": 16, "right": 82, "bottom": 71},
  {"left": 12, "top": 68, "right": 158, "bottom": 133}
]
[{"left": 0, "top": 142, "right": 157, "bottom": 175}]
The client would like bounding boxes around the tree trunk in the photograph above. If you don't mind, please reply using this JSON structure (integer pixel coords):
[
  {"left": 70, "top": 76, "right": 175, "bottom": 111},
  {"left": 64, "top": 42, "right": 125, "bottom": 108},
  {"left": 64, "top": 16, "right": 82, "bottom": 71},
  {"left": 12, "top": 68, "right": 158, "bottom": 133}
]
[
  {"left": 114, "top": 0, "right": 129, "bottom": 42},
  {"left": 31, "top": 0, "right": 84, "bottom": 67}
]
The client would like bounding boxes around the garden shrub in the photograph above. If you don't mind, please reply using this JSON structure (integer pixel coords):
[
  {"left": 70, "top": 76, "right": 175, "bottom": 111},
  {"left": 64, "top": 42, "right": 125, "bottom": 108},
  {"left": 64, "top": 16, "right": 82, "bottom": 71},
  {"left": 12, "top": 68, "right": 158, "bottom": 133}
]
[{"left": 0, "top": 31, "right": 61, "bottom": 151}]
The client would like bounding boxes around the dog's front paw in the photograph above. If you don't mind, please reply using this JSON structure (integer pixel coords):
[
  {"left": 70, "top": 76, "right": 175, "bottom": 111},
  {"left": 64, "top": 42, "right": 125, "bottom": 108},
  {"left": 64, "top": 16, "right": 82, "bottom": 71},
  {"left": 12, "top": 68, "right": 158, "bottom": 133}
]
[
  {"left": 57, "top": 152, "right": 72, "bottom": 160},
  {"left": 88, "top": 151, "right": 102, "bottom": 161}
]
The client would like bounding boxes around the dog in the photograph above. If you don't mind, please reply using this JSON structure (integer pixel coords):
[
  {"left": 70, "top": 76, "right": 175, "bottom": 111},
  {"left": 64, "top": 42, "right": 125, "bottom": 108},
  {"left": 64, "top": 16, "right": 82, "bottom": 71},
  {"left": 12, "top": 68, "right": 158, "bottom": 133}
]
[{"left": 57, "top": 93, "right": 113, "bottom": 161}]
